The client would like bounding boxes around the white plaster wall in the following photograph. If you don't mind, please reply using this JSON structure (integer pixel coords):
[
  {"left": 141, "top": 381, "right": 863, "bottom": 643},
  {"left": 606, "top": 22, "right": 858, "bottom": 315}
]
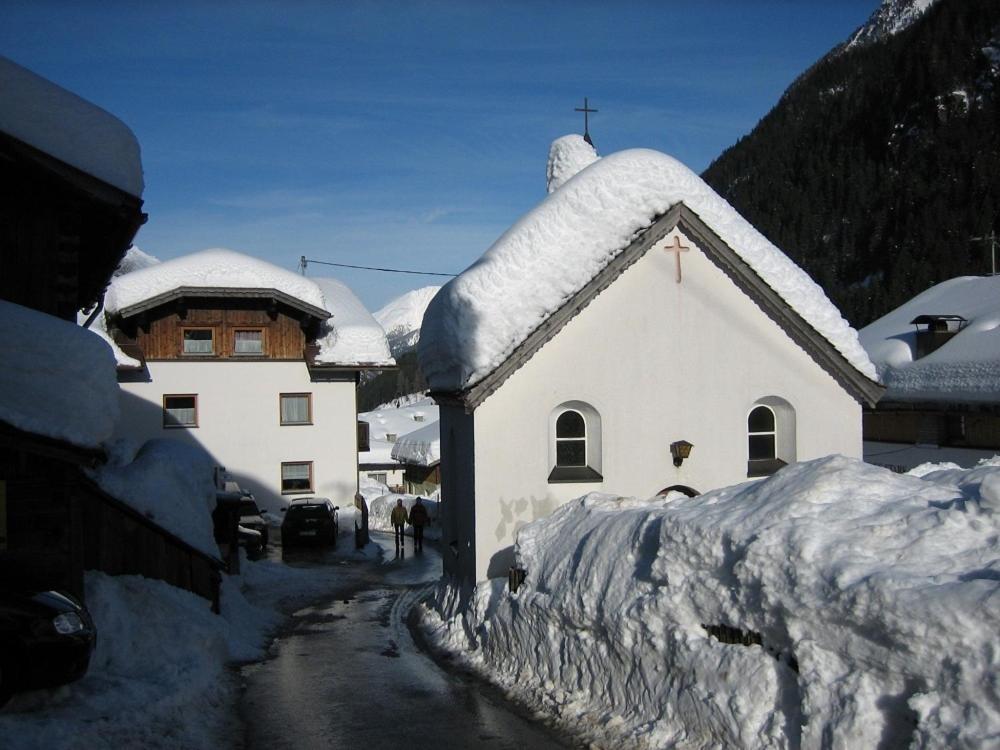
[
  {"left": 469, "top": 229, "right": 863, "bottom": 581},
  {"left": 116, "top": 361, "right": 359, "bottom": 511}
]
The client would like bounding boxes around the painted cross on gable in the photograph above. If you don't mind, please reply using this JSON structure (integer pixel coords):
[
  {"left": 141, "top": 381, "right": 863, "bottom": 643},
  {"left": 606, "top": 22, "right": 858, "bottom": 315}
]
[{"left": 664, "top": 236, "right": 690, "bottom": 283}]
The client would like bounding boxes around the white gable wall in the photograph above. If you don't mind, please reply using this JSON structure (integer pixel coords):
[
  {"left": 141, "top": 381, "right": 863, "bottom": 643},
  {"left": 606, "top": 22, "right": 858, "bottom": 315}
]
[
  {"left": 116, "top": 361, "right": 359, "bottom": 511},
  {"left": 457, "top": 229, "right": 862, "bottom": 582}
]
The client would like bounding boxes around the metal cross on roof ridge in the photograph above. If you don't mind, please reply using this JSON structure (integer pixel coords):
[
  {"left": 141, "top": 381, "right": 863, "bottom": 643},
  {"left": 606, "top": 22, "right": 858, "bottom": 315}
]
[{"left": 575, "top": 97, "right": 598, "bottom": 146}]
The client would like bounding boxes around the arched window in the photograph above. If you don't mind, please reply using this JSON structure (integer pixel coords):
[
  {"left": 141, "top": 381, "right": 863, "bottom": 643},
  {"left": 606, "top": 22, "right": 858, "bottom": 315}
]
[
  {"left": 549, "top": 401, "right": 603, "bottom": 483},
  {"left": 747, "top": 397, "right": 796, "bottom": 478},
  {"left": 555, "top": 410, "right": 587, "bottom": 467}
]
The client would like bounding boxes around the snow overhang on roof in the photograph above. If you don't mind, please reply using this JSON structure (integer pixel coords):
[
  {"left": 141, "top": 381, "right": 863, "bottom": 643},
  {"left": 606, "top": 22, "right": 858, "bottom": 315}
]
[
  {"left": 0, "top": 55, "right": 144, "bottom": 198},
  {"left": 420, "top": 148, "right": 881, "bottom": 410},
  {"left": 115, "top": 286, "right": 331, "bottom": 322}
]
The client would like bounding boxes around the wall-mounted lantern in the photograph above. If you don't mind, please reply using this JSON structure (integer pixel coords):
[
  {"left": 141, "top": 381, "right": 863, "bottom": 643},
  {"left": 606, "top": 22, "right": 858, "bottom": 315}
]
[{"left": 670, "top": 440, "right": 693, "bottom": 467}]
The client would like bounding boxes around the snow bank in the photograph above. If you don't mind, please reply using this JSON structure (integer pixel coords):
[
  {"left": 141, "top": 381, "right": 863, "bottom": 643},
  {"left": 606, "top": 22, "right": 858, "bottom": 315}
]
[
  {"left": 313, "top": 276, "right": 394, "bottom": 366},
  {"left": 0, "top": 571, "right": 276, "bottom": 750},
  {"left": 860, "top": 275, "right": 1000, "bottom": 402},
  {"left": 369, "top": 493, "right": 440, "bottom": 539},
  {"left": 546, "top": 134, "right": 599, "bottom": 193},
  {"left": 374, "top": 285, "right": 441, "bottom": 355},
  {"left": 0, "top": 299, "right": 119, "bottom": 449},
  {"left": 0, "top": 56, "right": 143, "bottom": 197},
  {"left": 105, "top": 248, "right": 327, "bottom": 314},
  {"left": 421, "top": 456, "right": 999, "bottom": 749},
  {"left": 419, "top": 149, "right": 876, "bottom": 393},
  {"left": 89, "top": 439, "right": 221, "bottom": 558},
  {"left": 390, "top": 421, "right": 440, "bottom": 466}
]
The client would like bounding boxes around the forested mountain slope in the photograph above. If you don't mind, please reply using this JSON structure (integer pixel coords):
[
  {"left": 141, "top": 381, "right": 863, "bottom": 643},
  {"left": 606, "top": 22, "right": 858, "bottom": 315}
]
[{"left": 702, "top": 0, "right": 999, "bottom": 326}]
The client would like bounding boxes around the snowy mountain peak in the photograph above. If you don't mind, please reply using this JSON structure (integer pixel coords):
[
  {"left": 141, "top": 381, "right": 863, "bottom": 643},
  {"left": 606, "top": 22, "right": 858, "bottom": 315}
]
[
  {"left": 374, "top": 285, "right": 441, "bottom": 355},
  {"left": 845, "top": 0, "right": 939, "bottom": 49},
  {"left": 546, "top": 134, "right": 600, "bottom": 194}
]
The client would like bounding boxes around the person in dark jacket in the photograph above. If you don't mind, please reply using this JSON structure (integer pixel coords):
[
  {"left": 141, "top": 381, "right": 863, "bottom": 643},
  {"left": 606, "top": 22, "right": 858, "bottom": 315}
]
[{"left": 408, "top": 497, "right": 430, "bottom": 552}]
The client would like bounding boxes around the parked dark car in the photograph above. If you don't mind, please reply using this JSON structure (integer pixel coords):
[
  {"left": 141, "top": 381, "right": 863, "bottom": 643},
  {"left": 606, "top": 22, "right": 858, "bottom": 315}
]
[
  {"left": 0, "top": 589, "right": 97, "bottom": 707},
  {"left": 281, "top": 497, "right": 339, "bottom": 547},
  {"left": 239, "top": 496, "right": 269, "bottom": 550}
]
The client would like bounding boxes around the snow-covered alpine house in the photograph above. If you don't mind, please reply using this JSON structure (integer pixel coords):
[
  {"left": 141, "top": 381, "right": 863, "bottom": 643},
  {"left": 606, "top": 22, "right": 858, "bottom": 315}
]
[
  {"left": 104, "top": 250, "right": 394, "bottom": 510},
  {"left": 420, "top": 140, "right": 884, "bottom": 585},
  {"left": 860, "top": 274, "right": 1000, "bottom": 471}
]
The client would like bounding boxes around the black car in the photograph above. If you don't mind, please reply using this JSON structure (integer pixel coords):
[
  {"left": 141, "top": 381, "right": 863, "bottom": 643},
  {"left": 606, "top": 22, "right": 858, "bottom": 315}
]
[
  {"left": 0, "top": 590, "right": 97, "bottom": 707},
  {"left": 281, "top": 497, "right": 339, "bottom": 547}
]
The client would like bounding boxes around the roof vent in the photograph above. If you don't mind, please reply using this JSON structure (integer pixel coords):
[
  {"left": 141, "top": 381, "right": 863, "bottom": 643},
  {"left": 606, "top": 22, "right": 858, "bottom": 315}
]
[{"left": 910, "top": 315, "right": 967, "bottom": 358}]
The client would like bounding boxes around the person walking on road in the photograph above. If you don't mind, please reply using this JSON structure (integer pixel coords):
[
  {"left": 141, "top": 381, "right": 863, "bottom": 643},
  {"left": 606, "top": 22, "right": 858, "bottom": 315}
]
[
  {"left": 390, "top": 498, "right": 408, "bottom": 552},
  {"left": 408, "top": 497, "right": 429, "bottom": 552}
]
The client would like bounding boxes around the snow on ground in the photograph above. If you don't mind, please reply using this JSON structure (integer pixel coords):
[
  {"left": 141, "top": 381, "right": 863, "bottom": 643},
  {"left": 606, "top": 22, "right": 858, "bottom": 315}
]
[
  {"left": 374, "top": 285, "right": 441, "bottom": 355},
  {"left": 359, "top": 396, "right": 439, "bottom": 466},
  {"left": 860, "top": 275, "right": 1000, "bottom": 402},
  {"left": 420, "top": 148, "right": 876, "bottom": 393},
  {"left": 0, "top": 55, "right": 143, "bottom": 197},
  {"left": 0, "top": 298, "right": 119, "bottom": 449},
  {"left": 546, "top": 133, "right": 599, "bottom": 193},
  {"left": 105, "top": 248, "right": 327, "bottom": 315},
  {"left": 370, "top": 493, "right": 441, "bottom": 540},
  {"left": 313, "top": 276, "right": 395, "bottom": 366},
  {"left": 865, "top": 440, "right": 1000, "bottom": 474},
  {"left": 420, "top": 456, "right": 1000, "bottom": 749}
]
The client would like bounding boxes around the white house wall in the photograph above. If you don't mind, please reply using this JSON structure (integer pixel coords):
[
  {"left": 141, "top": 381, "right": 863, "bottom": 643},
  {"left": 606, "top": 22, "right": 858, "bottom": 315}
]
[
  {"left": 116, "top": 361, "right": 359, "bottom": 511},
  {"left": 466, "top": 229, "right": 862, "bottom": 582}
]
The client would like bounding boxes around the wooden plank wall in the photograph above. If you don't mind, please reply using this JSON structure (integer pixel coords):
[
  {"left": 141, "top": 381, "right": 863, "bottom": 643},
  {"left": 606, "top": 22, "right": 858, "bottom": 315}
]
[
  {"left": 132, "top": 303, "right": 307, "bottom": 360},
  {"left": 79, "top": 482, "right": 223, "bottom": 612}
]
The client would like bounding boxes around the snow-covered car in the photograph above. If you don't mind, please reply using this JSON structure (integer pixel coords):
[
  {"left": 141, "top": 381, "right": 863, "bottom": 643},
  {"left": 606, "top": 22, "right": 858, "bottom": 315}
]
[
  {"left": 0, "top": 589, "right": 97, "bottom": 707},
  {"left": 281, "top": 497, "right": 339, "bottom": 547},
  {"left": 239, "top": 496, "right": 269, "bottom": 550}
]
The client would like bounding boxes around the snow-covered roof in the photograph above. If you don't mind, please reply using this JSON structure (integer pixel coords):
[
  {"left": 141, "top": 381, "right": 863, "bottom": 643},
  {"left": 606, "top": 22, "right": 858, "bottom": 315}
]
[
  {"left": 0, "top": 299, "right": 119, "bottom": 449},
  {"left": 546, "top": 134, "right": 599, "bottom": 193},
  {"left": 390, "top": 421, "right": 440, "bottom": 467},
  {"left": 860, "top": 275, "right": 1000, "bottom": 402},
  {"left": 419, "top": 148, "right": 877, "bottom": 394},
  {"left": 313, "top": 277, "right": 394, "bottom": 366},
  {"left": 374, "top": 285, "right": 441, "bottom": 355},
  {"left": 90, "top": 438, "right": 221, "bottom": 558},
  {"left": 106, "top": 248, "right": 328, "bottom": 316},
  {"left": 0, "top": 55, "right": 143, "bottom": 197},
  {"left": 359, "top": 396, "right": 439, "bottom": 466}
]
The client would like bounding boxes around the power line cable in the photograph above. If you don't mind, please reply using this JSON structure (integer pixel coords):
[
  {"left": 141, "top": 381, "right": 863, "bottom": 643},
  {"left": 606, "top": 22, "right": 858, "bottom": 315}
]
[{"left": 299, "top": 256, "right": 458, "bottom": 278}]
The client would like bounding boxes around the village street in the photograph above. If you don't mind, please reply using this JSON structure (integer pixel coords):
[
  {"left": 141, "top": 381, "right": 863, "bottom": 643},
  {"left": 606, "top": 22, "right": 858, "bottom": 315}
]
[{"left": 238, "top": 532, "right": 575, "bottom": 750}]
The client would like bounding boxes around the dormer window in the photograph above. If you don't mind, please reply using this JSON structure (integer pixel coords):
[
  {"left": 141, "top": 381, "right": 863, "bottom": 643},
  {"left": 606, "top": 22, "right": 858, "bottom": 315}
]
[{"left": 911, "top": 315, "right": 967, "bottom": 359}]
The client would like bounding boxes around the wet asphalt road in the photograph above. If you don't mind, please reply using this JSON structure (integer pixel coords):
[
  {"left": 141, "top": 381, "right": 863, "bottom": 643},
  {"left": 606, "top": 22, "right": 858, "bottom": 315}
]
[{"left": 239, "top": 532, "right": 575, "bottom": 750}]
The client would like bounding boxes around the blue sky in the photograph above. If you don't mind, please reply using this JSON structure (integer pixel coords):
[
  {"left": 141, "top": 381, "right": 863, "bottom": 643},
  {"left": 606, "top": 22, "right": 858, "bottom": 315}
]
[{"left": 2, "top": 1, "right": 876, "bottom": 311}]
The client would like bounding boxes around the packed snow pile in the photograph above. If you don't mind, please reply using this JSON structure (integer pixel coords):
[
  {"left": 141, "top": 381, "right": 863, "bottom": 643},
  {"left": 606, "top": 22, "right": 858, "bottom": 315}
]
[
  {"left": 390, "top": 421, "right": 440, "bottom": 467},
  {"left": 313, "top": 276, "right": 395, "bottom": 366},
  {"left": 419, "top": 149, "right": 876, "bottom": 393},
  {"left": 369, "top": 493, "right": 440, "bottom": 539},
  {"left": 105, "top": 248, "right": 327, "bottom": 314},
  {"left": 374, "top": 285, "right": 441, "bottom": 355},
  {"left": 0, "top": 55, "right": 143, "bottom": 197},
  {"left": 421, "top": 456, "right": 1000, "bottom": 749},
  {"left": 860, "top": 275, "right": 1000, "bottom": 402},
  {"left": 0, "top": 299, "right": 119, "bottom": 449},
  {"left": 546, "top": 134, "right": 600, "bottom": 193},
  {"left": 90, "top": 439, "right": 221, "bottom": 558}
]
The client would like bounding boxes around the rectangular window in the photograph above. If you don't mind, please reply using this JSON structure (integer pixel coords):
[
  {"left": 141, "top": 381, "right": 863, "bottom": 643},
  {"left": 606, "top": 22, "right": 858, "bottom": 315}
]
[
  {"left": 234, "top": 329, "right": 264, "bottom": 355},
  {"left": 369, "top": 472, "right": 387, "bottom": 485},
  {"left": 163, "top": 394, "right": 198, "bottom": 428},
  {"left": 280, "top": 393, "right": 312, "bottom": 425},
  {"left": 281, "top": 462, "right": 313, "bottom": 494},
  {"left": 182, "top": 328, "right": 214, "bottom": 355},
  {"left": 357, "top": 421, "right": 370, "bottom": 452}
]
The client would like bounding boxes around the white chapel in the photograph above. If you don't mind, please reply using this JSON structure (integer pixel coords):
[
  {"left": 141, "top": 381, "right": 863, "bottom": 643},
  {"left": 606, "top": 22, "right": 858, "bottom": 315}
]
[{"left": 418, "top": 138, "right": 883, "bottom": 586}]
